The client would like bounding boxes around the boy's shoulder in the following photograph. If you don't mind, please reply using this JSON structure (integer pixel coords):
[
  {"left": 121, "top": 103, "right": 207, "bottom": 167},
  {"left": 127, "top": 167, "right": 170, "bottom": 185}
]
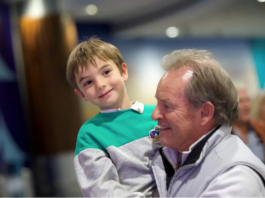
[
  {"left": 79, "top": 114, "right": 101, "bottom": 131},
  {"left": 75, "top": 103, "right": 157, "bottom": 155},
  {"left": 143, "top": 104, "right": 156, "bottom": 111},
  {"left": 78, "top": 103, "right": 156, "bottom": 131}
]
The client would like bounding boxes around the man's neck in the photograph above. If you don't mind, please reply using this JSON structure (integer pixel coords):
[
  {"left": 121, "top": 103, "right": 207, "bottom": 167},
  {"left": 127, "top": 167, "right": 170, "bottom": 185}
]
[
  {"left": 179, "top": 122, "right": 218, "bottom": 152},
  {"left": 204, "top": 121, "right": 218, "bottom": 135}
]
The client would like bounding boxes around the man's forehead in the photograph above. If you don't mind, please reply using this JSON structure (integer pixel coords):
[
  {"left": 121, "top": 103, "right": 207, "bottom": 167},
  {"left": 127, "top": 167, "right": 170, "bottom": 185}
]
[
  {"left": 155, "top": 91, "right": 173, "bottom": 103},
  {"left": 157, "top": 79, "right": 184, "bottom": 99},
  {"left": 163, "top": 67, "right": 194, "bottom": 80},
  {"left": 159, "top": 69, "right": 193, "bottom": 91},
  {"left": 182, "top": 70, "right": 193, "bottom": 81}
]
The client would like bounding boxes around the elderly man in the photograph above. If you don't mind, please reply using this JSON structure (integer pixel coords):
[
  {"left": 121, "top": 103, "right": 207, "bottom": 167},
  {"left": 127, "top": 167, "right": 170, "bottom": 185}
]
[
  {"left": 151, "top": 49, "right": 265, "bottom": 197},
  {"left": 233, "top": 88, "right": 265, "bottom": 162}
]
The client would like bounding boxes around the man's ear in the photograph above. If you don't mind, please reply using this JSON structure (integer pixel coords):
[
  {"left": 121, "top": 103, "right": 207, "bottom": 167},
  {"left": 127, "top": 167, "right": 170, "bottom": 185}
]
[
  {"left": 200, "top": 102, "right": 215, "bottom": 126},
  {"left": 121, "top": 63, "right": 128, "bottom": 81},
  {"left": 74, "top": 89, "right": 87, "bottom": 101}
]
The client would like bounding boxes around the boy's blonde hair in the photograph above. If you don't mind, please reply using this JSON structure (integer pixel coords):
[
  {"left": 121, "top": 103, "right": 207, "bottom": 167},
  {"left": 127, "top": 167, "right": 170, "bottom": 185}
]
[{"left": 66, "top": 38, "right": 125, "bottom": 92}]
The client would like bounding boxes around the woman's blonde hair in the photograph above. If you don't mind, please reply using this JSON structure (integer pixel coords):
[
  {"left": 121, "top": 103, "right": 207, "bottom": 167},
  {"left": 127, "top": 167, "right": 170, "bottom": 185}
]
[{"left": 251, "top": 91, "right": 265, "bottom": 120}]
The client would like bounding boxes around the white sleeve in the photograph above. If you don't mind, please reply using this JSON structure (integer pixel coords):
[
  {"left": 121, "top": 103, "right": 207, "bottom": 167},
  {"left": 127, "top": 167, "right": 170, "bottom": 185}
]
[
  {"left": 74, "top": 148, "right": 145, "bottom": 197},
  {"left": 200, "top": 165, "right": 265, "bottom": 197}
]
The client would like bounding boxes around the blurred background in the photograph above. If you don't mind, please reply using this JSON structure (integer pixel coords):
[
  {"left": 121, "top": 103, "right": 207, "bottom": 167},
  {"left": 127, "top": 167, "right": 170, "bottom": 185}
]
[{"left": 0, "top": 0, "right": 265, "bottom": 196}]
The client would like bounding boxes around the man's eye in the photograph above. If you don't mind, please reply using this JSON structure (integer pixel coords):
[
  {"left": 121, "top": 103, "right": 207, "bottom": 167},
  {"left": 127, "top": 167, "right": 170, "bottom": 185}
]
[
  {"left": 84, "top": 80, "right": 92, "bottom": 86},
  {"left": 163, "top": 104, "right": 169, "bottom": 109},
  {"left": 163, "top": 103, "right": 174, "bottom": 111},
  {"left": 103, "top": 70, "right": 110, "bottom": 76}
]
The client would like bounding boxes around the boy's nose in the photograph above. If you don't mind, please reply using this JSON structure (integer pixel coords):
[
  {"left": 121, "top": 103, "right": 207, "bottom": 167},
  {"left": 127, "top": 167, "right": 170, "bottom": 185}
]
[
  {"left": 95, "top": 78, "right": 106, "bottom": 90},
  {"left": 151, "top": 105, "right": 162, "bottom": 121}
]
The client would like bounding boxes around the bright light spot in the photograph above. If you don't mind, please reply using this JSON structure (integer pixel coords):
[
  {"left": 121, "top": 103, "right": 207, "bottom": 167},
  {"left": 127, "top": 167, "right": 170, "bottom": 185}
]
[
  {"left": 86, "top": 5, "right": 98, "bottom": 15},
  {"left": 166, "top": 27, "right": 179, "bottom": 38},
  {"left": 25, "top": 0, "right": 45, "bottom": 18},
  {"left": 182, "top": 70, "right": 194, "bottom": 81},
  {"left": 257, "top": 0, "right": 265, "bottom": 2}
]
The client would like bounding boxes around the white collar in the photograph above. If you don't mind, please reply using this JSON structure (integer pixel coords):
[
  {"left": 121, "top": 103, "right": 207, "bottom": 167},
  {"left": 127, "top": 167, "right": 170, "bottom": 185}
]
[{"left": 100, "top": 100, "right": 144, "bottom": 114}]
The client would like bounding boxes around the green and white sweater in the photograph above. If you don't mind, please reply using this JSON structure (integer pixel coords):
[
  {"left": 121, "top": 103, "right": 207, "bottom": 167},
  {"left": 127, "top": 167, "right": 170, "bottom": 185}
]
[{"left": 74, "top": 101, "right": 159, "bottom": 197}]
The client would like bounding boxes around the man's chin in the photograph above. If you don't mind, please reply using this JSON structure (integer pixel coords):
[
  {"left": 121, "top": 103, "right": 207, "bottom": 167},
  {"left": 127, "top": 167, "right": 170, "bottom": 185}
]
[{"left": 159, "top": 137, "right": 170, "bottom": 147}]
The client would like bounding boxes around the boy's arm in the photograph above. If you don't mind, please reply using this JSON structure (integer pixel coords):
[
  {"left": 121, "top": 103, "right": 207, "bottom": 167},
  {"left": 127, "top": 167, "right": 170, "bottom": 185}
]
[{"left": 74, "top": 148, "right": 146, "bottom": 197}]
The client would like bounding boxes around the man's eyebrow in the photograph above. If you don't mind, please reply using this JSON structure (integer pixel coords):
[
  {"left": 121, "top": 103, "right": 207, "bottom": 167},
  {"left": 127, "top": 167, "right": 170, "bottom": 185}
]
[
  {"left": 154, "top": 95, "right": 170, "bottom": 102},
  {"left": 162, "top": 99, "right": 170, "bottom": 103},
  {"left": 160, "top": 98, "right": 170, "bottom": 103}
]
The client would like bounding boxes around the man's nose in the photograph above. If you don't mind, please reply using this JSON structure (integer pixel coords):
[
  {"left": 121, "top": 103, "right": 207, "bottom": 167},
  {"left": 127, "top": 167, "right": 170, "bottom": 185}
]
[{"left": 151, "top": 105, "right": 162, "bottom": 121}]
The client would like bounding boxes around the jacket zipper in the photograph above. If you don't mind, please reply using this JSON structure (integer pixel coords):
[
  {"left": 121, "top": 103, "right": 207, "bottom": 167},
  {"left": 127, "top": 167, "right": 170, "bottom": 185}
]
[
  {"left": 167, "top": 164, "right": 196, "bottom": 196},
  {"left": 162, "top": 149, "right": 178, "bottom": 171}
]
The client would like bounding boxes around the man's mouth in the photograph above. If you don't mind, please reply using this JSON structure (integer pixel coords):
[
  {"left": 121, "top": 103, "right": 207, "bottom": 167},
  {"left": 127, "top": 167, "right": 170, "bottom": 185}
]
[
  {"left": 98, "top": 89, "right": 113, "bottom": 98},
  {"left": 158, "top": 125, "right": 171, "bottom": 130}
]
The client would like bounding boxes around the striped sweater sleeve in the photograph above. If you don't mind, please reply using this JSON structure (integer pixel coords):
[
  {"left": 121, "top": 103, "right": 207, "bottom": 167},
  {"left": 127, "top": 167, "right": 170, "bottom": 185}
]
[{"left": 74, "top": 148, "right": 146, "bottom": 197}]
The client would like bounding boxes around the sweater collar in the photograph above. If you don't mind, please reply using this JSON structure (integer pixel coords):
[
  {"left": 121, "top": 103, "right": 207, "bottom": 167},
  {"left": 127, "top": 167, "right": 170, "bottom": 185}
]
[{"left": 100, "top": 100, "right": 144, "bottom": 114}]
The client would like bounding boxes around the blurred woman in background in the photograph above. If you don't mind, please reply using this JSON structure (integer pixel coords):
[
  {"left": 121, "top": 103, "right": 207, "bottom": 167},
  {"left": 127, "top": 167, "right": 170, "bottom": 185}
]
[{"left": 251, "top": 91, "right": 265, "bottom": 122}]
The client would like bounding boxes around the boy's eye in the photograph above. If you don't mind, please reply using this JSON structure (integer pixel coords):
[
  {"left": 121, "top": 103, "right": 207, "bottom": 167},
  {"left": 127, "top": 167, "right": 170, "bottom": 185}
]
[
  {"left": 103, "top": 70, "right": 110, "bottom": 76},
  {"left": 84, "top": 80, "right": 92, "bottom": 86}
]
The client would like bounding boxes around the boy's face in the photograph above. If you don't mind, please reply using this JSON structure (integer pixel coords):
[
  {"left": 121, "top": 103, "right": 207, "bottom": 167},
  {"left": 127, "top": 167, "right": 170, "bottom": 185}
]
[{"left": 74, "top": 58, "right": 129, "bottom": 110}]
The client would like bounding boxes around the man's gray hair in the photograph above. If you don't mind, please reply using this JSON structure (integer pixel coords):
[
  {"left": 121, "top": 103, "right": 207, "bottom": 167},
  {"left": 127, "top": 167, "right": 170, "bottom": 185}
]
[{"left": 161, "top": 49, "right": 238, "bottom": 126}]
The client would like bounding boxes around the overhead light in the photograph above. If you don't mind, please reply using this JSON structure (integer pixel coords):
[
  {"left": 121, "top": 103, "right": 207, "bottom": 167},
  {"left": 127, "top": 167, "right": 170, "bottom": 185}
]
[
  {"left": 86, "top": 4, "right": 98, "bottom": 15},
  {"left": 166, "top": 27, "right": 179, "bottom": 38},
  {"left": 257, "top": 0, "right": 265, "bottom": 2},
  {"left": 25, "top": 0, "right": 45, "bottom": 18}
]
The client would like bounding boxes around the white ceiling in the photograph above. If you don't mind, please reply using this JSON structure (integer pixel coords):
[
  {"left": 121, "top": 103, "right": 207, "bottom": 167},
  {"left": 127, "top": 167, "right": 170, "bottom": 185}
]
[{"left": 5, "top": 0, "right": 265, "bottom": 38}]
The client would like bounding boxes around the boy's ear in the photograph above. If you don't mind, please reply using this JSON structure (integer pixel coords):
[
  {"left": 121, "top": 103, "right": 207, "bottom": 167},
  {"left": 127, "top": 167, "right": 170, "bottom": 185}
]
[
  {"left": 74, "top": 89, "right": 87, "bottom": 101},
  {"left": 121, "top": 63, "right": 128, "bottom": 81},
  {"left": 200, "top": 102, "right": 215, "bottom": 126}
]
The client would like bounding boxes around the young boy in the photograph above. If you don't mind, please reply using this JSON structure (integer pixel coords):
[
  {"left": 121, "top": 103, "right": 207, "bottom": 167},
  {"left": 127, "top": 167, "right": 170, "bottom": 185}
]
[{"left": 66, "top": 38, "right": 159, "bottom": 197}]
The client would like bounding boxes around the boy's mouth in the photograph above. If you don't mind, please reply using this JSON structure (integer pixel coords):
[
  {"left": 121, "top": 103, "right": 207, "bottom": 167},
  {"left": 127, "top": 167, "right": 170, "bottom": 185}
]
[{"left": 98, "top": 89, "right": 114, "bottom": 98}]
